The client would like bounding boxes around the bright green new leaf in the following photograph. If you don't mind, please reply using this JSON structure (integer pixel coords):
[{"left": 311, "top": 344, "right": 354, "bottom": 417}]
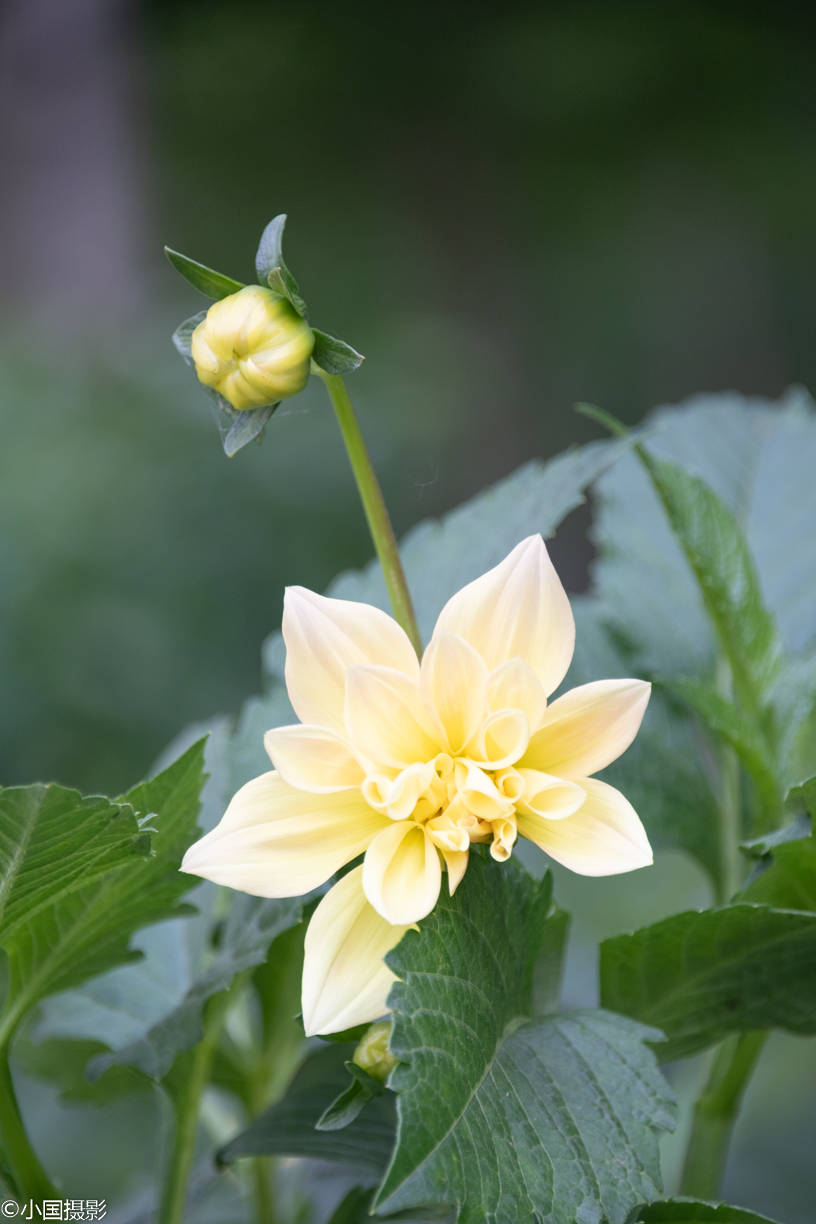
[
  {"left": 740, "top": 836, "right": 816, "bottom": 911},
  {"left": 601, "top": 903, "right": 816, "bottom": 1059},
  {"left": 628, "top": 1200, "right": 781, "bottom": 1224},
  {"left": 375, "top": 855, "right": 675, "bottom": 1224},
  {"left": 164, "top": 247, "right": 245, "bottom": 300},
  {"left": 788, "top": 775, "right": 816, "bottom": 819}
]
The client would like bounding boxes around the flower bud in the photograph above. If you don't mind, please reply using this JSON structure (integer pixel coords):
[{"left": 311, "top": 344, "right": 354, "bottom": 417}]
[
  {"left": 352, "top": 1020, "right": 397, "bottom": 1083},
  {"left": 190, "top": 285, "right": 314, "bottom": 411}
]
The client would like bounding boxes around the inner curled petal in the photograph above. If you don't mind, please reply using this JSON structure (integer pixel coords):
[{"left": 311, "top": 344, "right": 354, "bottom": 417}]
[
  {"left": 454, "top": 760, "right": 514, "bottom": 822},
  {"left": 489, "top": 816, "right": 518, "bottom": 862},
  {"left": 516, "top": 769, "right": 586, "bottom": 821},
  {"left": 465, "top": 708, "right": 529, "bottom": 769},
  {"left": 385, "top": 762, "right": 437, "bottom": 821}
]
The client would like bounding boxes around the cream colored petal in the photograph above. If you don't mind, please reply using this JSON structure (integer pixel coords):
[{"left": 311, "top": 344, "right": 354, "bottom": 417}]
[
  {"left": 362, "top": 821, "right": 442, "bottom": 924},
  {"left": 454, "top": 760, "right": 513, "bottom": 822},
  {"left": 264, "top": 725, "right": 366, "bottom": 793},
  {"left": 487, "top": 658, "right": 548, "bottom": 731},
  {"left": 345, "top": 665, "right": 442, "bottom": 769},
  {"left": 522, "top": 679, "right": 651, "bottom": 779},
  {"left": 283, "top": 586, "right": 419, "bottom": 733},
  {"left": 443, "top": 848, "right": 469, "bottom": 895},
  {"left": 519, "top": 777, "right": 653, "bottom": 876},
  {"left": 465, "top": 708, "right": 529, "bottom": 769},
  {"left": 434, "top": 535, "right": 574, "bottom": 696},
  {"left": 516, "top": 769, "right": 586, "bottom": 821},
  {"left": 420, "top": 631, "right": 487, "bottom": 754},
  {"left": 301, "top": 867, "right": 409, "bottom": 1036},
  {"left": 180, "top": 771, "right": 389, "bottom": 897},
  {"left": 386, "top": 762, "right": 436, "bottom": 821},
  {"left": 489, "top": 816, "right": 518, "bottom": 862}
]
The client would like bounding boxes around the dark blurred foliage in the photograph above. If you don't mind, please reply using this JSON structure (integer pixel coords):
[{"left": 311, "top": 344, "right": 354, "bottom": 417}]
[{"left": 1, "top": 0, "right": 814, "bottom": 797}]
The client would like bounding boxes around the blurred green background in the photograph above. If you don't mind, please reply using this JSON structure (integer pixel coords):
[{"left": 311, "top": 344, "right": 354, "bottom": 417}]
[
  {"left": 2, "top": 0, "right": 815, "bottom": 796},
  {"left": 2, "top": 3, "right": 815, "bottom": 1218}
]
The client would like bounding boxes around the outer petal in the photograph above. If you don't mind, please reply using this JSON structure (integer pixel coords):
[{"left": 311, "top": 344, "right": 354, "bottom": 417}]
[
  {"left": 519, "top": 777, "right": 652, "bottom": 876},
  {"left": 283, "top": 586, "right": 419, "bottom": 733},
  {"left": 443, "top": 848, "right": 469, "bottom": 895},
  {"left": 264, "top": 725, "right": 366, "bottom": 792},
  {"left": 522, "top": 679, "right": 651, "bottom": 779},
  {"left": 345, "top": 665, "right": 442, "bottom": 769},
  {"left": 362, "top": 822, "right": 442, "bottom": 924},
  {"left": 433, "top": 535, "right": 574, "bottom": 697},
  {"left": 302, "top": 866, "right": 409, "bottom": 1036},
  {"left": 420, "top": 631, "right": 488, "bottom": 754},
  {"left": 487, "top": 658, "right": 548, "bottom": 731},
  {"left": 180, "top": 772, "right": 390, "bottom": 897}
]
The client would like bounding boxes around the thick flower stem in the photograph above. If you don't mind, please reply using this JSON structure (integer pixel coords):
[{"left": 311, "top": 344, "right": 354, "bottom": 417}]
[
  {"left": 158, "top": 987, "right": 233, "bottom": 1224},
  {"left": 680, "top": 1031, "right": 767, "bottom": 1198},
  {"left": 0, "top": 1042, "right": 60, "bottom": 1201},
  {"left": 317, "top": 370, "right": 422, "bottom": 655}
]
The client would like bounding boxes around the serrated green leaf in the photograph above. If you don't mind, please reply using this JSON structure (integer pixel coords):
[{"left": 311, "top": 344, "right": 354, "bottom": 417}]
[
  {"left": 88, "top": 893, "right": 303, "bottom": 1081},
  {"left": 219, "top": 1044, "right": 396, "bottom": 1177},
  {"left": 254, "top": 215, "right": 308, "bottom": 316},
  {"left": 0, "top": 786, "right": 143, "bottom": 939},
  {"left": 660, "top": 675, "right": 780, "bottom": 820},
  {"left": 171, "top": 309, "right": 207, "bottom": 363},
  {"left": 638, "top": 450, "right": 780, "bottom": 719},
  {"left": 165, "top": 247, "right": 245, "bottom": 299},
  {"left": 376, "top": 855, "right": 675, "bottom": 1224},
  {"left": 312, "top": 328, "right": 365, "bottom": 374},
  {"left": 628, "top": 1200, "right": 781, "bottom": 1224},
  {"left": 601, "top": 903, "right": 816, "bottom": 1059},
  {"left": 0, "top": 743, "right": 206, "bottom": 1043}
]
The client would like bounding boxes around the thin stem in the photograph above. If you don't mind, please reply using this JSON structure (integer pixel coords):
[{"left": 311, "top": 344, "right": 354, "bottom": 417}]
[
  {"left": 317, "top": 370, "right": 422, "bottom": 655},
  {"left": 680, "top": 1032, "right": 767, "bottom": 1198},
  {"left": 251, "top": 1157, "right": 275, "bottom": 1224},
  {"left": 0, "top": 1042, "right": 60, "bottom": 1201},
  {"left": 158, "top": 988, "right": 232, "bottom": 1224},
  {"left": 715, "top": 658, "right": 742, "bottom": 904}
]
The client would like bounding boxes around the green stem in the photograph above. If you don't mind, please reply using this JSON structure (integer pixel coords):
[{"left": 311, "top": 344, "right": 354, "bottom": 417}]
[
  {"left": 318, "top": 370, "right": 422, "bottom": 655},
  {"left": 251, "top": 1157, "right": 275, "bottom": 1224},
  {"left": 715, "top": 658, "right": 742, "bottom": 904},
  {"left": 158, "top": 989, "right": 232, "bottom": 1224},
  {"left": 0, "top": 1042, "right": 60, "bottom": 1201},
  {"left": 680, "top": 1031, "right": 767, "bottom": 1198}
]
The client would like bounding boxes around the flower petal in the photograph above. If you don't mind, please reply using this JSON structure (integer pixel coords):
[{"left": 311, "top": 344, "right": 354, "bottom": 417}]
[
  {"left": 420, "top": 631, "right": 487, "bottom": 754},
  {"left": 465, "top": 708, "right": 529, "bottom": 769},
  {"left": 522, "top": 679, "right": 651, "bottom": 779},
  {"left": 519, "top": 777, "right": 652, "bottom": 876},
  {"left": 283, "top": 586, "right": 419, "bottom": 733},
  {"left": 433, "top": 535, "right": 574, "bottom": 696},
  {"left": 362, "top": 822, "right": 442, "bottom": 924},
  {"left": 180, "top": 772, "right": 390, "bottom": 897},
  {"left": 443, "top": 848, "right": 469, "bottom": 895},
  {"left": 264, "top": 725, "right": 366, "bottom": 792},
  {"left": 345, "top": 665, "right": 442, "bottom": 769},
  {"left": 487, "top": 658, "right": 548, "bottom": 734},
  {"left": 516, "top": 769, "right": 586, "bottom": 821},
  {"left": 302, "top": 866, "right": 409, "bottom": 1036}
]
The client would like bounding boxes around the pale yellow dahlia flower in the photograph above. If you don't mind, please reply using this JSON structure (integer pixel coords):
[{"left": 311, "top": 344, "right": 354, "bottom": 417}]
[
  {"left": 182, "top": 536, "right": 652, "bottom": 1035},
  {"left": 191, "top": 285, "right": 314, "bottom": 411}
]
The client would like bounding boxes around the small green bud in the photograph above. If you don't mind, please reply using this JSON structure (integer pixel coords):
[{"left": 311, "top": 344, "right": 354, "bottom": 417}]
[
  {"left": 191, "top": 285, "right": 314, "bottom": 411},
  {"left": 352, "top": 1020, "right": 397, "bottom": 1084}
]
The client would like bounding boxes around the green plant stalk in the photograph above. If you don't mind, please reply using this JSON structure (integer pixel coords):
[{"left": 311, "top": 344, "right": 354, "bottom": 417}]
[
  {"left": 680, "top": 1031, "right": 767, "bottom": 1198},
  {"left": 715, "top": 658, "right": 743, "bottom": 904},
  {"left": 317, "top": 370, "right": 422, "bottom": 655},
  {"left": 0, "top": 1041, "right": 60, "bottom": 1201},
  {"left": 158, "top": 987, "right": 233, "bottom": 1224},
  {"left": 250, "top": 1156, "right": 275, "bottom": 1224}
]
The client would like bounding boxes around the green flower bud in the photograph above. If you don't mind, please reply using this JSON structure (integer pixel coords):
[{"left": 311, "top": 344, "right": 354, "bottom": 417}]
[
  {"left": 191, "top": 285, "right": 314, "bottom": 411},
  {"left": 352, "top": 1020, "right": 397, "bottom": 1084}
]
